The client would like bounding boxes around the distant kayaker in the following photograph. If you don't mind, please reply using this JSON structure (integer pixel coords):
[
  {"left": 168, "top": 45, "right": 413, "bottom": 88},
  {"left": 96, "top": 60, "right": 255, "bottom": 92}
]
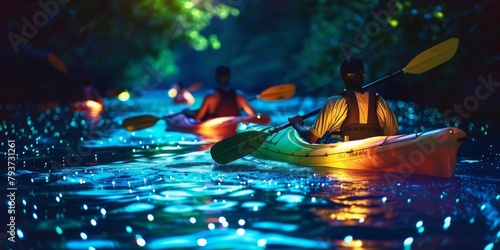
[
  {"left": 171, "top": 82, "right": 189, "bottom": 104},
  {"left": 73, "top": 77, "right": 105, "bottom": 109},
  {"left": 184, "top": 65, "right": 256, "bottom": 120},
  {"left": 288, "top": 56, "right": 398, "bottom": 143}
]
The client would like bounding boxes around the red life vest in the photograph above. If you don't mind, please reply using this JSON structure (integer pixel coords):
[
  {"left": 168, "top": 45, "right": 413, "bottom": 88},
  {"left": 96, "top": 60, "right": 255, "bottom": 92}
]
[
  {"left": 339, "top": 90, "right": 383, "bottom": 140},
  {"left": 204, "top": 87, "right": 240, "bottom": 119}
]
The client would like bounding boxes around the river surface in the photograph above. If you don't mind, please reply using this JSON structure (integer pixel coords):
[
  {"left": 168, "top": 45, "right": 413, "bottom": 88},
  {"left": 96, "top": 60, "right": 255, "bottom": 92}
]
[{"left": 1, "top": 90, "right": 499, "bottom": 250}]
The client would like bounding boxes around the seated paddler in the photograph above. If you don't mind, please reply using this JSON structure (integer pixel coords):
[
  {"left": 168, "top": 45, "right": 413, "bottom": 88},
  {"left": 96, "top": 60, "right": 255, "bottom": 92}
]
[
  {"left": 288, "top": 55, "right": 399, "bottom": 143},
  {"left": 184, "top": 65, "right": 256, "bottom": 121}
]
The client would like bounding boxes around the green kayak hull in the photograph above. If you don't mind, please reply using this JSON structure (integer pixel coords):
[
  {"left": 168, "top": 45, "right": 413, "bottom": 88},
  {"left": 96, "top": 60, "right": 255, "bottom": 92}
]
[{"left": 236, "top": 123, "right": 467, "bottom": 178}]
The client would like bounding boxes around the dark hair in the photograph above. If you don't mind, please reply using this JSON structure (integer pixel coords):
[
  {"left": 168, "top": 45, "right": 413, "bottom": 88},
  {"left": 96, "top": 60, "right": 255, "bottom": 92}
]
[
  {"left": 216, "top": 65, "right": 231, "bottom": 76},
  {"left": 340, "top": 56, "right": 365, "bottom": 91}
]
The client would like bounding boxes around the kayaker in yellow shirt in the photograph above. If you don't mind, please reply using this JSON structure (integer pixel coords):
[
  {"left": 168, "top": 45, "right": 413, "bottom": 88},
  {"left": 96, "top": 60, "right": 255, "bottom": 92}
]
[
  {"left": 184, "top": 65, "right": 256, "bottom": 121},
  {"left": 289, "top": 55, "right": 399, "bottom": 143}
]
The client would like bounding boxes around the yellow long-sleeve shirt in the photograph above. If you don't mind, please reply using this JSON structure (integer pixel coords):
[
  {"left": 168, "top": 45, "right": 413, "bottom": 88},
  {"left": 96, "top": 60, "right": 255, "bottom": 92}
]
[{"left": 309, "top": 92, "right": 399, "bottom": 138}]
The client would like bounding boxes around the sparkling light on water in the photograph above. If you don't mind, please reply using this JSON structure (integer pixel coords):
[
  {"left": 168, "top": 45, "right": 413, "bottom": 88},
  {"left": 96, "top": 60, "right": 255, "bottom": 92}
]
[
  {"left": 219, "top": 216, "right": 226, "bottom": 224},
  {"left": 137, "top": 237, "right": 146, "bottom": 247},
  {"left": 443, "top": 216, "right": 451, "bottom": 230},
  {"left": 17, "top": 229, "right": 24, "bottom": 239},
  {"left": 197, "top": 238, "right": 207, "bottom": 247},
  {"left": 344, "top": 235, "right": 353, "bottom": 244},
  {"left": 238, "top": 219, "right": 245, "bottom": 226},
  {"left": 415, "top": 220, "right": 423, "bottom": 228},
  {"left": 236, "top": 228, "right": 245, "bottom": 236},
  {"left": 147, "top": 214, "right": 154, "bottom": 221},
  {"left": 257, "top": 239, "right": 267, "bottom": 247},
  {"left": 404, "top": 237, "right": 414, "bottom": 247}
]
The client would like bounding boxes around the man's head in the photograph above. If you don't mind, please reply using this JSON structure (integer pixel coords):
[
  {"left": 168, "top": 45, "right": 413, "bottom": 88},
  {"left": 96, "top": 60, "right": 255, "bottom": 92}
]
[
  {"left": 339, "top": 56, "right": 365, "bottom": 91},
  {"left": 215, "top": 65, "right": 231, "bottom": 87}
]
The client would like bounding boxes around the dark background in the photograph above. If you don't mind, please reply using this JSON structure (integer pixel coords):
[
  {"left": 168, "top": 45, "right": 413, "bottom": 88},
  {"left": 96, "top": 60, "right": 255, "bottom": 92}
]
[{"left": 1, "top": 0, "right": 499, "bottom": 124}]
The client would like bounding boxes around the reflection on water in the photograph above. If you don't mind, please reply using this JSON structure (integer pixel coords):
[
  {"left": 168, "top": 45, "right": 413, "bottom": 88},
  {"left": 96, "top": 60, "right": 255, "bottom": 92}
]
[
  {"left": 9, "top": 162, "right": 500, "bottom": 250},
  {"left": 2, "top": 91, "right": 499, "bottom": 250}
]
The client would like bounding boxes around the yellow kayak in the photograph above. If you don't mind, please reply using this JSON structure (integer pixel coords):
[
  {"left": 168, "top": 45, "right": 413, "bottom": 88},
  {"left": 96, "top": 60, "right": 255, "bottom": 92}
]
[{"left": 236, "top": 123, "right": 467, "bottom": 178}]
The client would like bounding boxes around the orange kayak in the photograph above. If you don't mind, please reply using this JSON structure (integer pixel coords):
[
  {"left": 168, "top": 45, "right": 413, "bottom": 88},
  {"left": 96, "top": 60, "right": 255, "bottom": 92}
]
[
  {"left": 71, "top": 100, "right": 104, "bottom": 117},
  {"left": 166, "top": 113, "right": 271, "bottom": 139}
]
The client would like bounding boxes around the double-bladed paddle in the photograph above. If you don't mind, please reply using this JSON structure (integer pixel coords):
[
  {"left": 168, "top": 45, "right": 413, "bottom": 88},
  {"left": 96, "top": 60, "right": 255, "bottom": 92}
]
[
  {"left": 210, "top": 37, "right": 460, "bottom": 164},
  {"left": 122, "top": 83, "right": 296, "bottom": 131}
]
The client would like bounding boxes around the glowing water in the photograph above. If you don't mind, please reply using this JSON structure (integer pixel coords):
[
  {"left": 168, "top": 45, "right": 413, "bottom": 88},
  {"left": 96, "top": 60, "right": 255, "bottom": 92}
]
[{"left": 2, "top": 90, "right": 499, "bottom": 249}]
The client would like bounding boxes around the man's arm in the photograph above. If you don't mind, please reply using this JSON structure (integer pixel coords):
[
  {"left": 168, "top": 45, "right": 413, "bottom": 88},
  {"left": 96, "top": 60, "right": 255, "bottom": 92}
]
[
  {"left": 193, "top": 96, "right": 211, "bottom": 120},
  {"left": 291, "top": 95, "right": 344, "bottom": 144},
  {"left": 236, "top": 93, "right": 256, "bottom": 115},
  {"left": 289, "top": 116, "right": 319, "bottom": 143},
  {"left": 376, "top": 96, "right": 399, "bottom": 136}
]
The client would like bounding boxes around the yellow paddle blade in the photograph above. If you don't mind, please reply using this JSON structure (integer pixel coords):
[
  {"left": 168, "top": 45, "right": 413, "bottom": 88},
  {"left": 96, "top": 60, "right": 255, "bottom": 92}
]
[
  {"left": 257, "top": 83, "right": 296, "bottom": 101},
  {"left": 47, "top": 53, "right": 68, "bottom": 74},
  {"left": 404, "top": 37, "right": 459, "bottom": 74},
  {"left": 122, "top": 115, "right": 161, "bottom": 131}
]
